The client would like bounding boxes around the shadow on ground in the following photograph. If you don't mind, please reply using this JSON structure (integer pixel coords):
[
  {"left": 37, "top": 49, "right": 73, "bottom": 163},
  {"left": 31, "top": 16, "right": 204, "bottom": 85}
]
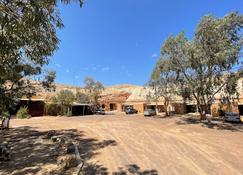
[
  {"left": 82, "top": 163, "right": 158, "bottom": 175},
  {"left": 0, "top": 127, "right": 117, "bottom": 175},
  {"left": 176, "top": 115, "right": 243, "bottom": 132},
  {"left": 0, "top": 127, "right": 158, "bottom": 175}
]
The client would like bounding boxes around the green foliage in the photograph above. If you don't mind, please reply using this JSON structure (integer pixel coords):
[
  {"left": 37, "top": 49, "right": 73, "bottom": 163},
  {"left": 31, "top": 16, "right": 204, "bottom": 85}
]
[
  {"left": 44, "top": 103, "right": 62, "bottom": 116},
  {"left": 16, "top": 106, "right": 31, "bottom": 119},
  {"left": 84, "top": 77, "right": 104, "bottom": 104},
  {"left": 66, "top": 108, "right": 73, "bottom": 117},
  {"left": 76, "top": 92, "right": 90, "bottom": 104},
  {"left": 0, "top": 0, "right": 82, "bottom": 115},
  {"left": 148, "top": 59, "right": 177, "bottom": 116},
  {"left": 56, "top": 90, "right": 75, "bottom": 106},
  {"left": 0, "top": 111, "right": 10, "bottom": 122},
  {"left": 42, "top": 71, "right": 56, "bottom": 92},
  {"left": 154, "top": 12, "right": 243, "bottom": 119},
  {"left": 0, "top": 111, "right": 10, "bottom": 129},
  {"left": 53, "top": 90, "right": 75, "bottom": 116}
]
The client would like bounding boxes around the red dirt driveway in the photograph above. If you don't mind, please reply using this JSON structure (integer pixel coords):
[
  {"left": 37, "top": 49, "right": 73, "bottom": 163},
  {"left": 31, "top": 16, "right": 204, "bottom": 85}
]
[{"left": 1, "top": 114, "right": 243, "bottom": 175}]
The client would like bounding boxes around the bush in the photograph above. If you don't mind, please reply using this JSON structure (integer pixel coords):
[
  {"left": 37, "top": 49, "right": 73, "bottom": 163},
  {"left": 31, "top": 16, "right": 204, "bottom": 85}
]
[
  {"left": 0, "top": 111, "right": 10, "bottom": 129},
  {"left": 66, "top": 108, "right": 72, "bottom": 117},
  {"left": 61, "top": 107, "right": 72, "bottom": 116},
  {"left": 1, "top": 111, "right": 10, "bottom": 120},
  {"left": 44, "top": 103, "right": 62, "bottom": 116},
  {"left": 16, "top": 106, "right": 31, "bottom": 119}
]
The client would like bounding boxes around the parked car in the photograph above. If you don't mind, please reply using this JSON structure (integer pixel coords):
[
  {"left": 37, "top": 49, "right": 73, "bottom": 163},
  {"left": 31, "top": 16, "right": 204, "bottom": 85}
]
[
  {"left": 96, "top": 108, "right": 105, "bottom": 115},
  {"left": 144, "top": 109, "right": 156, "bottom": 117},
  {"left": 125, "top": 108, "right": 138, "bottom": 115},
  {"left": 224, "top": 112, "right": 241, "bottom": 122}
]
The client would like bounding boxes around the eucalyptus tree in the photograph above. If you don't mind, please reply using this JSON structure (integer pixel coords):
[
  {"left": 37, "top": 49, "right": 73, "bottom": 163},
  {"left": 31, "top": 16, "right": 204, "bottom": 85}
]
[
  {"left": 52, "top": 90, "right": 76, "bottom": 116},
  {"left": 76, "top": 91, "right": 90, "bottom": 104},
  {"left": 148, "top": 59, "right": 176, "bottom": 116},
  {"left": 0, "top": 0, "right": 83, "bottom": 117},
  {"left": 84, "top": 77, "right": 104, "bottom": 104},
  {"left": 161, "top": 12, "right": 243, "bottom": 119}
]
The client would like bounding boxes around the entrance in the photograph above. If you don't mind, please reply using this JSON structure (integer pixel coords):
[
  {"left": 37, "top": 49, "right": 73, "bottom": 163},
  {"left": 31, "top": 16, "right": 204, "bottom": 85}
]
[
  {"left": 186, "top": 105, "right": 197, "bottom": 113},
  {"left": 110, "top": 103, "right": 117, "bottom": 111},
  {"left": 239, "top": 105, "right": 243, "bottom": 115}
]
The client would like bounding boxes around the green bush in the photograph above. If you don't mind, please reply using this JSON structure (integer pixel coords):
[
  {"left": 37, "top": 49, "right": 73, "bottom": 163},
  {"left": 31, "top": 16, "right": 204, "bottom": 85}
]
[
  {"left": 16, "top": 106, "right": 31, "bottom": 119},
  {"left": 62, "top": 106, "right": 72, "bottom": 116},
  {"left": 66, "top": 109, "right": 72, "bottom": 117},
  {"left": 44, "top": 103, "right": 62, "bottom": 116},
  {"left": 1, "top": 111, "right": 10, "bottom": 120},
  {"left": 1, "top": 111, "right": 10, "bottom": 128}
]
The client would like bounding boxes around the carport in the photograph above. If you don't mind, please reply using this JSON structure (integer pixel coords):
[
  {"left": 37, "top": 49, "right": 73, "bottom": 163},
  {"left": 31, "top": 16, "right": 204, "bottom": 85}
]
[
  {"left": 15, "top": 99, "right": 45, "bottom": 117},
  {"left": 71, "top": 103, "right": 93, "bottom": 116}
]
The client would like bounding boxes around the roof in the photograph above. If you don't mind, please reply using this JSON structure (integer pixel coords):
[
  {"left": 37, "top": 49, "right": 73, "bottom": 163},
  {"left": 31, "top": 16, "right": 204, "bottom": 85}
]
[{"left": 72, "top": 102, "right": 93, "bottom": 106}]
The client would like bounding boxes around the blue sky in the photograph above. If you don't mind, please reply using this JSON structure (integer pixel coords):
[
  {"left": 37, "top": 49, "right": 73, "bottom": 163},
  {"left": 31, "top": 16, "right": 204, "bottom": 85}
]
[{"left": 47, "top": 0, "right": 243, "bottom": 87}]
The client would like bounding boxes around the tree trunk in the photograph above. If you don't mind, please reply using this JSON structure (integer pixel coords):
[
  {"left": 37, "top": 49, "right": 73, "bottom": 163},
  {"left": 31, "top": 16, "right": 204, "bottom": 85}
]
[
  {"left": 198, "top": 104, "right": 206, "bottom": 120},
  {"left": 155, "top": 84, "right": 159, "bottom": 115},
  {"left": 155, "top": 99, "right": 158, "bottom": 115},
  {"left": 164, "top": 100, "right": 169, "bottom": 116},
  {"left": 193, "top": 93, "right": 207, "bottom": 121}
]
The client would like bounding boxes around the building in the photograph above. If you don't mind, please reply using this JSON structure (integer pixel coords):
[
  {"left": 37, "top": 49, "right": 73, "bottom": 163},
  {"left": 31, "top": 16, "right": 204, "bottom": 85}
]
[
  {"left": 13, "top": 78, "right": 243, "bottom": 117},
  {"left": 98, "top": 92, "right": 130, "bottom": 112}
]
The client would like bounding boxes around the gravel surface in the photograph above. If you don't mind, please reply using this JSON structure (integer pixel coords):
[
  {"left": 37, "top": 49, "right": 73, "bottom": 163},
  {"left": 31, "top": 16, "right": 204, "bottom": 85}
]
[{"left": 1, "top": 113, "right": 243, "bottom": 175}]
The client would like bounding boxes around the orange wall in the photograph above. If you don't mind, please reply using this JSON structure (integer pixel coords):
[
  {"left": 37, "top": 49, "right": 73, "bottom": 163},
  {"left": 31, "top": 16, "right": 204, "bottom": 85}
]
[
  {"left": 211, "top": 102, "right": 239, "bottom": 117},
  {"left": 132, "top": 104, "right": 145, "bottom": 113}
]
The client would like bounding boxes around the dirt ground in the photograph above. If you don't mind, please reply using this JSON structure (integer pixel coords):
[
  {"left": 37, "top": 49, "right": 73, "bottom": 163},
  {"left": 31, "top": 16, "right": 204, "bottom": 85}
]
[{"left": 1, "top": 113, "right": 243, "bottom": 175}]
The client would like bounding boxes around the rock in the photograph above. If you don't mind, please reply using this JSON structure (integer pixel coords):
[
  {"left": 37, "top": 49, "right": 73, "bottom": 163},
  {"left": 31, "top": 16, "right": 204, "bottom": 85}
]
[{"left": 57, "top": 154, "right": 78, "bottom": 170}]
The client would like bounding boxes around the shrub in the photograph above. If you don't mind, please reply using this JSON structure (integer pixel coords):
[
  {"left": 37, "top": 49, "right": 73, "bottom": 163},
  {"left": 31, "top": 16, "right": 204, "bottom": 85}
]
[
  {"left": 66, "top": 108, "right": 72, "bottom": 117},
  {"left": 0, "top": 111, "right": 10, "bottom": 129},
  {"left": 16, "top": 106, "right": 31, "bottom": 119},
  {"left": 1, "top": 111, "right": 10, "bottom": 120},
  {"left": 44, "top": 103, "right": 62, "bottom": 116}
]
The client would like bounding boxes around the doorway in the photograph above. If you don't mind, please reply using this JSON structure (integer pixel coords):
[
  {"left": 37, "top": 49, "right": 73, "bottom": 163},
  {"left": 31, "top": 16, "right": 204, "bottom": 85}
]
[{"left": 110, "top": 103, "right": 117, "bottom": 111}]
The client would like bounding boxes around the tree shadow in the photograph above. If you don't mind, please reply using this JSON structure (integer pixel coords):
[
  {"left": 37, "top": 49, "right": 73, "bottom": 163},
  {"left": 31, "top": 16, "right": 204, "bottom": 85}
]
[
  {"left": 81, "top": 163, "right": 158, "bottom": 175},
  {"left": 0, "top": 127, "right": 117, "bottom": 175},
  {"left": 0, "top": 127, "right": 158, "bottom": 175},
  {"left": 176, "top": 116, "right": 243, "bottom": 132}
]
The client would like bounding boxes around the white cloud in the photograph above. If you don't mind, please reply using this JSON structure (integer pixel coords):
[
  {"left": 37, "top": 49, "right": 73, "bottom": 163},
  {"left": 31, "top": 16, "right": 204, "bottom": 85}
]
[
  {"left": 55, "top": 63, "right": 62, "bottom": 68},
  {"left": 75, "top": 75, "right": 80, "bottom": 79},
  {"left": 101, "top": 67, "right": 110, "bottom": 72},
  {"left": 66, "top": 69, "right": 70, "bottom": 73},
  {"left": 152, "top": 53, "right": 158, "bottom": 58}
]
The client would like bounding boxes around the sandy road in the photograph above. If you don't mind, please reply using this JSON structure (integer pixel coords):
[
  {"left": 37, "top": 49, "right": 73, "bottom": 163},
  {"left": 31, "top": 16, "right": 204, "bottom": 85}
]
[{"left": 7, "top": 114, "right": 243, "bottom": 175}]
